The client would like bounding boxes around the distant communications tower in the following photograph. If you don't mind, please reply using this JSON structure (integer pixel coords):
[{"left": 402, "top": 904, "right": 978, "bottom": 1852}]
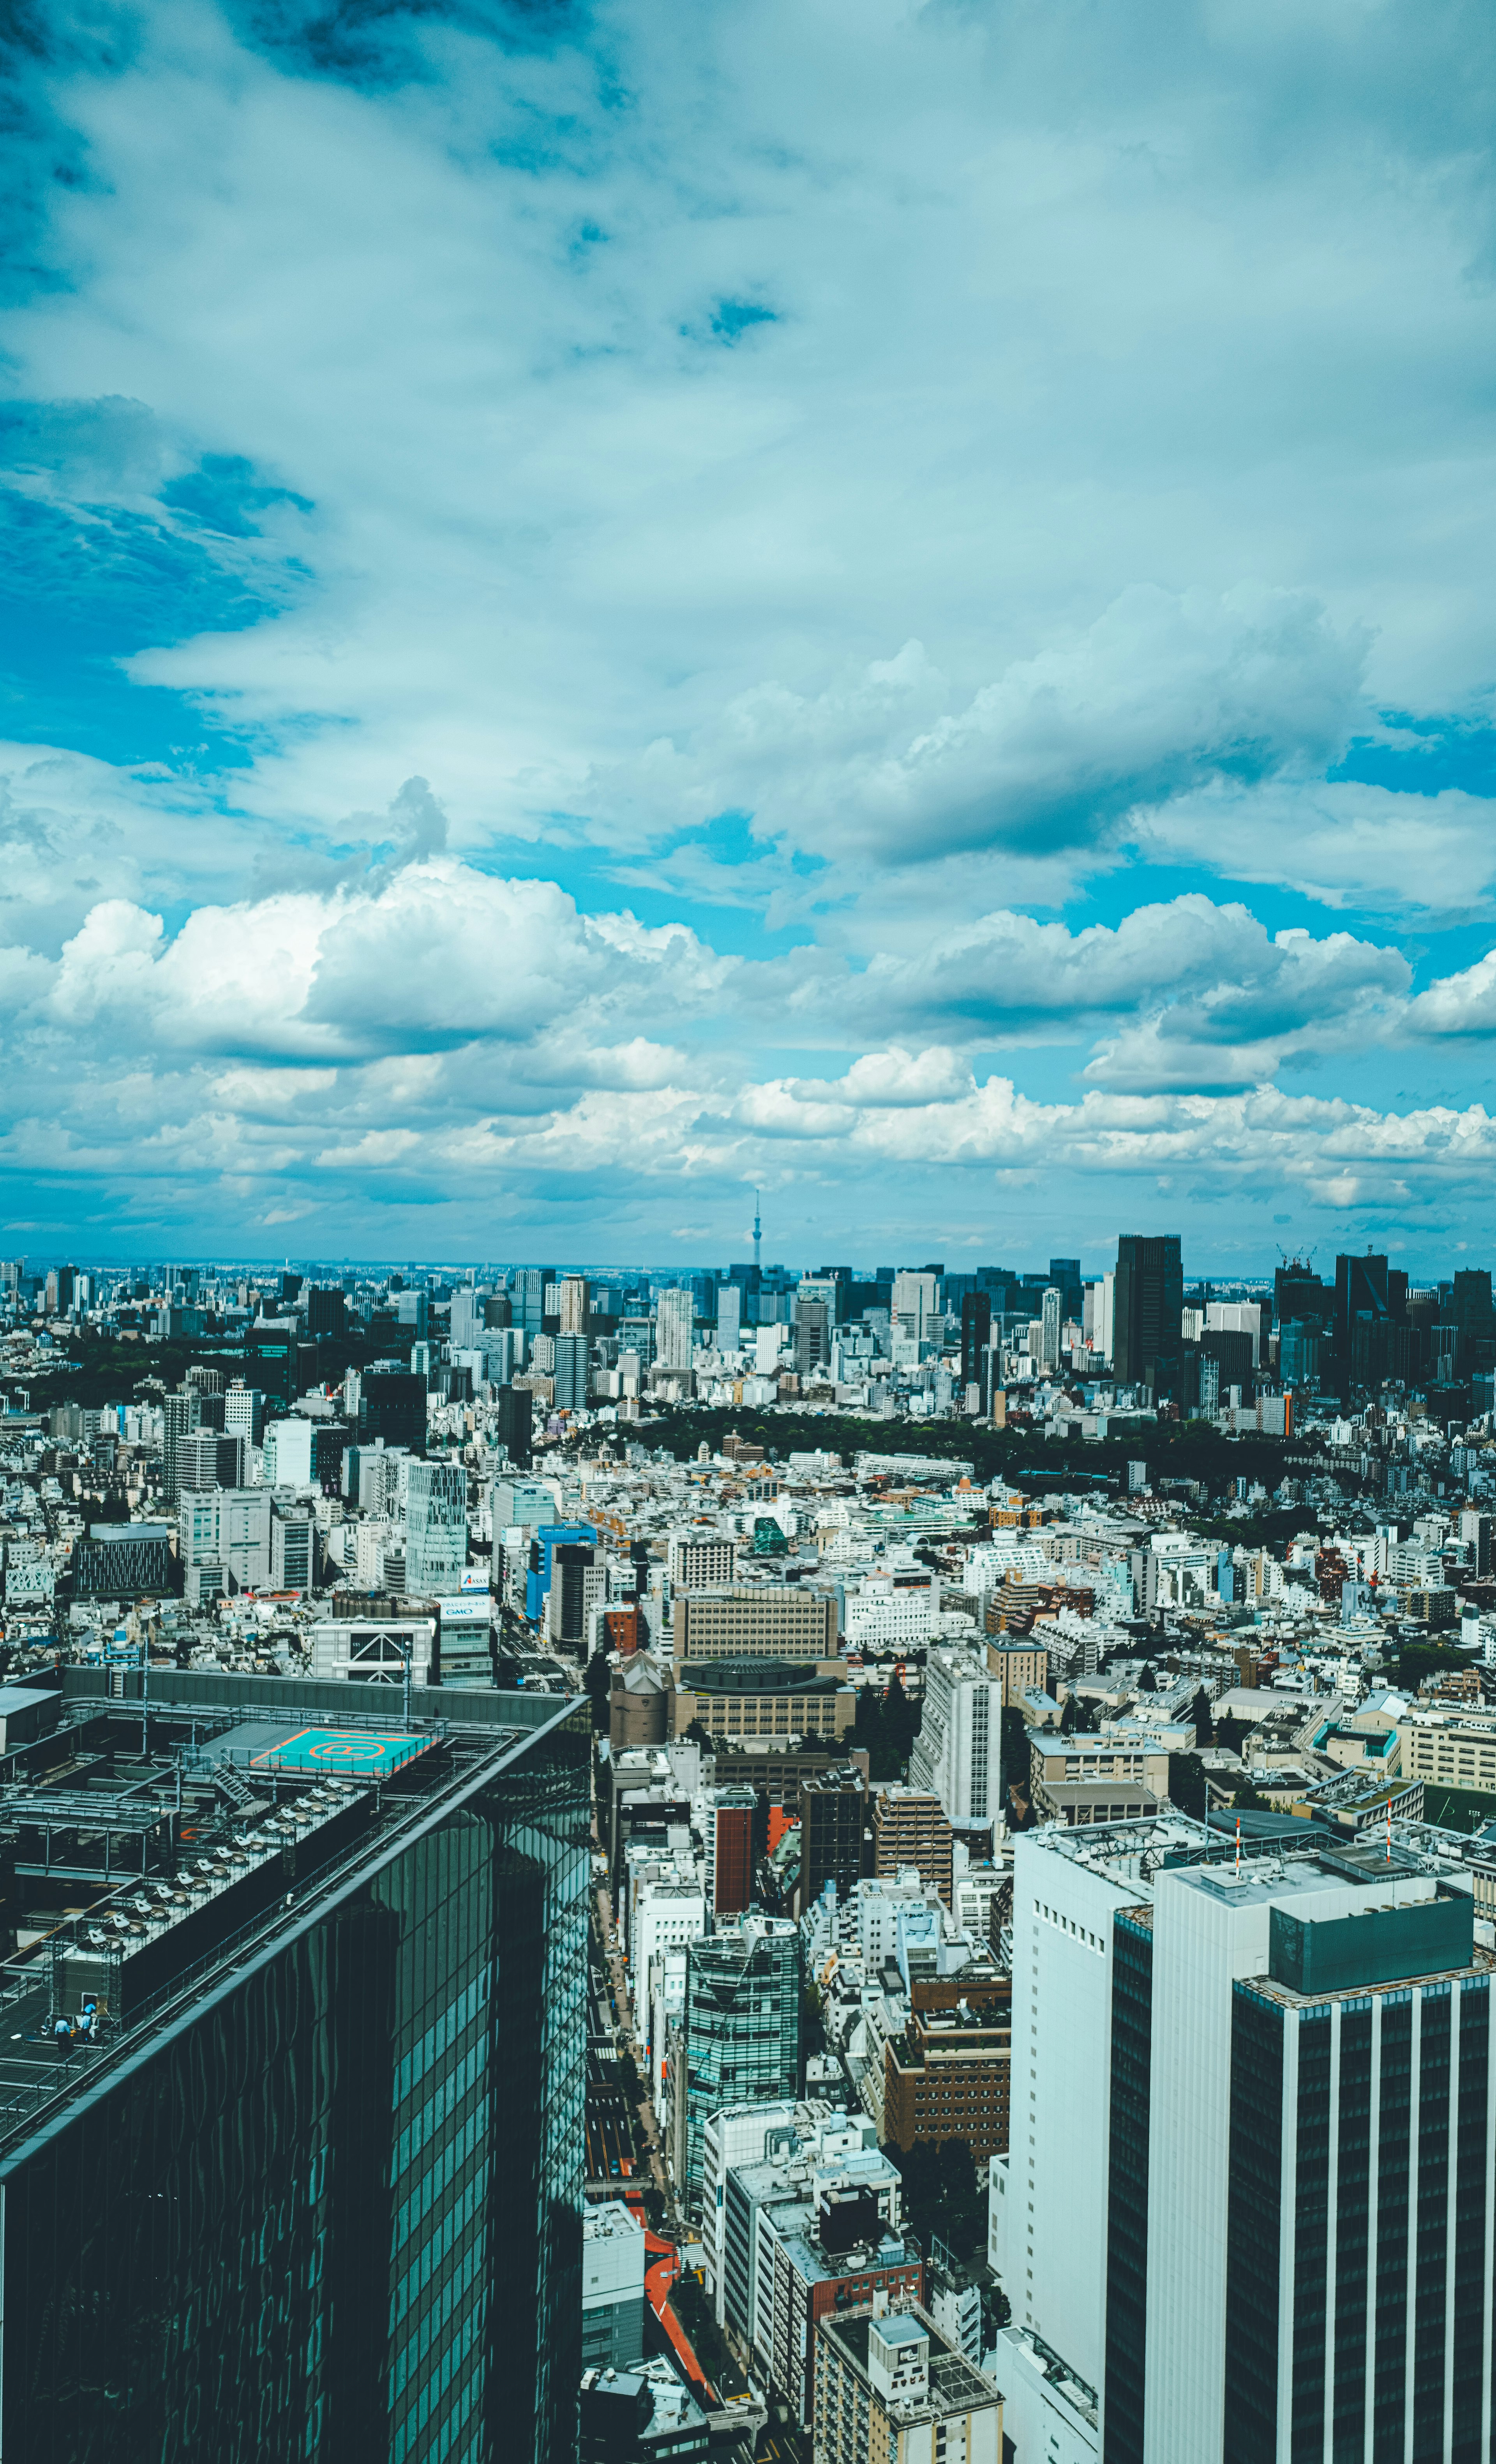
[{"left": 753, "top": 1189, "right": 761, "bottom": 1276}]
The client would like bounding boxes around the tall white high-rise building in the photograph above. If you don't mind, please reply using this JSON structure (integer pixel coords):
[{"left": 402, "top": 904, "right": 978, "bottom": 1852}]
[
  {"left": 656, "top": 1288, "right": 695, "bottom": 1373},
  {"left": 890, "top": 1270, "right": 940, "bottom": 1341},
  {"left": 990, "top": 1815, "right": 1495, "bottom": 2464},
  {"left": 1084, "top": 1270, "right": 1115, "bottom": 1365},
  {"left": 908, "top": 1645, "right": 1002, "bottom": 1824},
  {"left": 178, "top": 1487, "right": 272, "bottom": 1603},
  {"left": 716, "top": 1282, "right": 743, "bottom": 1350},
  {"left": 261, "top": 1416, "right": 315, "bottom": 1488}
]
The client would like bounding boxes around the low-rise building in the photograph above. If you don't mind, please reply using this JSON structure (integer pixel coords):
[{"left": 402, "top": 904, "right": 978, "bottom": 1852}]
[
  {"left": 814, "top": 2305, "right": 1002, "bottom": 2464},
  {"left": 883, "top": 1977, "right": 1012, "bottom": 2164},
  {"left": 582, "top": 2200, "right": 647, "bottom": 2373}
]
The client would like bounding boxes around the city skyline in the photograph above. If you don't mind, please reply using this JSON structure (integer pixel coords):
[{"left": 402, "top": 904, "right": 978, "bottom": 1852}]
[{"left": 5, "top": 11, "right": 1496, "bottom": 1256}]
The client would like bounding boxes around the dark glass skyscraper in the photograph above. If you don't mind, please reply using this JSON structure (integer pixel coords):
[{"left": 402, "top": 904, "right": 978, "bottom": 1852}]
[
  {"left": 0, "top": 1683, "right": 587, "bottom": 2463},
  {"left": 1112, "top": 1234, "right": 1184, "bottom": 1393}
]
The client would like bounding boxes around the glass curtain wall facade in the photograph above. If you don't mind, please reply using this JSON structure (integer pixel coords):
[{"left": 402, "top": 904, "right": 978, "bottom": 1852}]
[
  {"left": 404, "top": 1462, "right": 469, "bottom": 1596},
  {"left": 681, "top": 1920, "right": 801, "bottom": 2200},
  {"left": 0, "top": 1717, "right": 588, "bottom": 2464}
]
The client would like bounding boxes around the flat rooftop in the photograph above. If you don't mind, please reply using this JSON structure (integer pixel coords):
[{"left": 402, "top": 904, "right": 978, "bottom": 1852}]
[{"left": 0, "top": 1695, "right": 539, "bottom": 2167}]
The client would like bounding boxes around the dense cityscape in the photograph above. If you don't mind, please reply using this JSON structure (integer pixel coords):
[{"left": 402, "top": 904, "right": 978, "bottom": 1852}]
[{"left": 0, "top": 1233, "right": 1494, "bottom": 2457}]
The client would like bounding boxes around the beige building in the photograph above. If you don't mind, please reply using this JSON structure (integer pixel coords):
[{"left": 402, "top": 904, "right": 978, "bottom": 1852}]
[
  {"left": 814, "top": 2306, "right": 1001, "bottom": 2464},
  {"left": 668, "top": 1536, "right": 736, "bottom": 1588},
  {"left": 670, "top": 1673, "right": 855, "bottom": 1743},
  {"left": 1027, "top": 1733, "right": 1171, "bottom": 1822},
  {"left": 871, "top": 1787, "right": 954, "bottom": 1906},
  {"left": 1398, "top": 1713, "right": 1496, "bottom": 1798},
  {"left": 985, "top": 1640, "right": 1049, "bottom": 1706},
  {"left": 672, "top": 1584, "right": 839, "bottom": 1663}
]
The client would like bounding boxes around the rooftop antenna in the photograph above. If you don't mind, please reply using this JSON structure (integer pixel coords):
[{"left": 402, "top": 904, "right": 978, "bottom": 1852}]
[{"left": 753, "top": 1189, "right": 761, "bottom": 1277}]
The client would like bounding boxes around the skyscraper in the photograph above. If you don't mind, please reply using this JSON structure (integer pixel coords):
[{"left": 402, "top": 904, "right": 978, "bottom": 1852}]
[
  {"left": 991, "top": 1813, "right": 1493, "bottom": 2464},
  {"left": 0, "top": 1681, "right": 588, "bottom": 2461},
  {"left": 161, "top": 1385, "right": 200, "bottom": 1503},
  {"left": 960, "top": 1290, "right": 991, "bottom": 1391},
  {"left": 909, "top": 1645, "right": 1001, "bottom": 1825},
  {"left": 1112, "top": 1235, "right": 1184, "bottom": 1392},
  {"left": 793, "top": 1295, "right": 830, "bottom": 1380},
  {"left": 553, "top": 1331, "right": 589, "bottom": 1411},
  {"left": 403, "top": 1459, "right": 469, "bottom": 1594},
  {"left": 512, "top": 1268, "right": 555, "bottom": 1341},
  {"left": 679, "top": 1915, "right": 801, "bottom": 2198},
  {"left": 655, "top": 1288, "right": 695, "bottom": 1373},
  {"left": 890, "top": 1270, "right": 940, "bottom": 1342},
  {"left": 1039, "top": 1285, "right": 1062, "bottom": 1372},
  {"left": 495, "top": 1383, "right": 534, "bottom": 1469},
  {"left": 716, "top": 1281, "right": 742, "bottom": 1351}
]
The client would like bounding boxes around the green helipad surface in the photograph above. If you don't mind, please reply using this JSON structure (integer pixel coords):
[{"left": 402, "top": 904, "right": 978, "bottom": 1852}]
[{"left": 249, "top": 1726, "right": 431, "bottom": 1778}]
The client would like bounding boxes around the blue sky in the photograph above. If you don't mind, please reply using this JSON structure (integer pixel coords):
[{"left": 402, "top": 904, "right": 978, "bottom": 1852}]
[{"left": 4, "top": 0, "right": 1496, "bottom": 1272}]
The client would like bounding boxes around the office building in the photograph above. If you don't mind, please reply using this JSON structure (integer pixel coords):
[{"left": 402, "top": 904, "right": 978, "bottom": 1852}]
[
  {"left": 178, "top": 1430, "right": 246, "bottom": 1492},
  {"left": 403, "top": 1460, "right": 468, "bottom": 1596},
  {"left": 703, "top": 2098, "right": 851, "bottom": 2321},
  {"left": 871, "top": 1787, "right": 953, "bottom": 1905},
  {"left": 177, "top": 1487, "right": 272, "bottom": 1604},
  {"left": 270, "top": 1501, "right": 315, "bottom": 1590},
  {"left": 546, "top": 1542, "right": 606, "bottom": 1657},
  {"left": 554, "top": 1331, "right": 589, "bottom": 1411},
  {"left": 0, "top": 1682, "right": 588, "bottom": 2462},
  {"left": 960, "top": 1290, "right": 991, "bottom": 1393},
  {"left": 794, "top": 1296, "right": 831, "bottom": 1380},
  {"left": 799, "top": 1765, "right": 867, "bottom": 1908},
  {"left": 989, "top": 1813, "right": 1495, "bottom": 2464},
  {"left": 884, "top": 1975, "right": 1011, "bottom": 2163},
  {"left": 495, "top": 1383, "right": 535, "bottom": 1469},
  {"left": 223, "top": 1385, "right": 266, "bottom": 1448},
  {"left": 891, "top": 1270, "right": 940, "bottom": 1342},
  {"left": 512, "top": 1267, "right": 554, "bottom": 1340},
  {"left": 815, "top": 2307, "right": 1002, "bottom": 2464},
  {"left": 360, "top": 1367, "right": 427, "bottom": 1452},
  {"left": 1460, "top": 1508, "right": 1494, "bottom": 1578},
  {"left": 679, "top": 1915, "right": 801, "bottom": 2196},
  {"left": 655, "top": 1288, "right": 695, "bottom": 1374},
  {"left": 557, "top": 1275, "right": 590, "bottom": 1333},
  {"left": 1112, "top": 1235, "right": 1184, "bottom": 1393},
  {"left": 672, "top": 1587, "right": 839, "bottom": 1665},
  {"left": 716, "top": 1282, "right": 743, "bottom": 1350},
  {"left": 668, "top": 1536, "right": 735, "bottom": 1588},
  {"left": 306, "top": 1284, "right": 346, "bottom": 1337},
  {"left": 770, "top": 2215, "right": 922, "bottom": 2432},
  {"left": 711, "top": 1786, "right": 757, "bottom": 1915},
  {"left": 449, "top": 1286, "right": 485, "bottom": 1349},
  {"left": 71, "top": 1522, "right": 176, "bottom": 1600},
  {"left": 526, "top": 1523, "right": 600, "bottom": 1622},
  {"left": 1039, "top": 1285, "right": 1062, "bottom": 1372},
  {"left": 909, "top": 1646, "right": 1002, "bottom": 1826},
  {"left": 985, "top": 1639, "right": 1049, "bottom": 1707},
  {"left": 262, "top": 1415, "right": 315, "bottom": 1487},
  {"left": 670, "top": 1664, "right": 856, "bottom": 1745},
  {"left": 161, "top": 1386, "right": 200, "bottom": 1504},
  {"left": 716, "top": 2123, "right": 909, "bottom": 2422},
  {"left": 582, "top": 2201, "right": 647, "bottom": 2373}
]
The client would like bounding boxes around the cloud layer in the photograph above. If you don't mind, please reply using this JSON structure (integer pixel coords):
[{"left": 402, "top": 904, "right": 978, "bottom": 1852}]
[{"left": 1, "top": 0, "right": 1495, "bottom": 1259}]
